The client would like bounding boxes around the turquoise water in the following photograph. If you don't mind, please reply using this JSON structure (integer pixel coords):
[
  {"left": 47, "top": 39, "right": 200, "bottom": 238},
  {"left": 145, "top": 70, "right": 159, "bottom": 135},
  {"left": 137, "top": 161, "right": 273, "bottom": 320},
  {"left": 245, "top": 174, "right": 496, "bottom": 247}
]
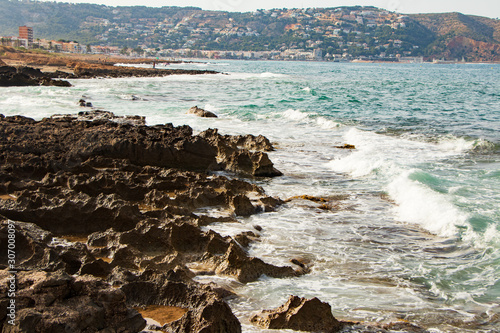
[{"left": 1, "top": 60, "right": 499, "bottom": 332}]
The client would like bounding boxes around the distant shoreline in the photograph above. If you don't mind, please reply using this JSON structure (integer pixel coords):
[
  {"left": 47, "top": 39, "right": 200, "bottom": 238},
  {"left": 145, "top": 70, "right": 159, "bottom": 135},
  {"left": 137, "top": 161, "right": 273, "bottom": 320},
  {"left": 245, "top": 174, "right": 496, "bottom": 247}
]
[{"left": 1, "top": 47, "right": 499, "bottom": 77}]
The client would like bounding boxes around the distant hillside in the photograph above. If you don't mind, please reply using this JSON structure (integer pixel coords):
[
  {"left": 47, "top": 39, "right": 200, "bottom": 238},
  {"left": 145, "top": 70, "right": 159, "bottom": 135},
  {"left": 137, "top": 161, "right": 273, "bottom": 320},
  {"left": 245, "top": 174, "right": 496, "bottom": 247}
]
[
  {"left": 410, "top": 12, "right": 500, "bottom": 61},
  {"left": 0, "top": 0, "right": 498, "bottom": 62}
]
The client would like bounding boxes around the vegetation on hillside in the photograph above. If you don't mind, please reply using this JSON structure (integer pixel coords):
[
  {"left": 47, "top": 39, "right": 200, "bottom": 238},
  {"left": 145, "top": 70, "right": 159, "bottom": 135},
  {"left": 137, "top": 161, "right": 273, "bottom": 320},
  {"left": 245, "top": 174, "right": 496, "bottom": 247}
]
[{"left": 0, "top": 0, "right": 498, "bottom": 61}]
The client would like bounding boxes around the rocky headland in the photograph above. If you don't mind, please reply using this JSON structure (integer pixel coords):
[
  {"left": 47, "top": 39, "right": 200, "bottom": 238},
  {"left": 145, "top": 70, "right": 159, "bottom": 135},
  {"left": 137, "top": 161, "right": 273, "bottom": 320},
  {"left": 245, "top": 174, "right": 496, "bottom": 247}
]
[
  {"left": 0, "top": 47, "right": 219, "bottom": 87},
  {"left": 0, "top": 63, "right": 219, "bottom": 87}
]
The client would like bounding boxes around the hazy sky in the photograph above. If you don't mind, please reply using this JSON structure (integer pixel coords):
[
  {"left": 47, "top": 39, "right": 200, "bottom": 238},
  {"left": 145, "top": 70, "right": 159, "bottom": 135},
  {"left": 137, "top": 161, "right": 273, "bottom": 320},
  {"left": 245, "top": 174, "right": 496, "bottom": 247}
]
[{"left": 38, "top": 0, "right": 500, "bottom": 18}]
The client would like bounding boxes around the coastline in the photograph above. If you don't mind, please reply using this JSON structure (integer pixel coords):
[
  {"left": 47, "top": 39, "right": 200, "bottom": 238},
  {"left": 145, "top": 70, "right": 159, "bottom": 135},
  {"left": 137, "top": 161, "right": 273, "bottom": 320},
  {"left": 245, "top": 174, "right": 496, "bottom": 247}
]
[
  {"left": 1, "top": 57, "right": 498, "bottom": 333},
  {"left": 1, "top": 46, "right": 218, "bottom": 86},
  {"left": 0, "top": 111, "right": 293, "bottom": 332},
  {"left": 0, "top": 110, "right": 431, "bottom": 332}
]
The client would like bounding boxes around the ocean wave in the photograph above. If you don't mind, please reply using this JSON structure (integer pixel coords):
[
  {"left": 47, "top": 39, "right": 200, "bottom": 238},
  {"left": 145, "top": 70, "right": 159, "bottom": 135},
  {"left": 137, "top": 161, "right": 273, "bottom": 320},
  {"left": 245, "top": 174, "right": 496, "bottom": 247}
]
[
  {"left": 387, "top": 170, "right": 469, "bottom": 237},
  {"left": 260, "top": 72, "right": 287, "bottom": 78},
  {"left": 282, "top": 108, "right": 309, "bottom": 121},
  {"left": 280, "top": 109, "right": 342, "bottom": 130}
]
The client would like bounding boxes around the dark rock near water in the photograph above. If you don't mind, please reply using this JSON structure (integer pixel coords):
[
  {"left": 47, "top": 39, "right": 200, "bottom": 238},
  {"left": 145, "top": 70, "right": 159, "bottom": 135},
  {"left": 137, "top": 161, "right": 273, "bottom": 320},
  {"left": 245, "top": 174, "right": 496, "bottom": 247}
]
[
  {"left": 78, "top": 99, "right": 93, "bottom": 107},
  {"left": 71, "top": 62, "right": 220, "bottom": 79},
  {"left": 0, "top": 111, "right": 290, "bottom": 332},
  {"left": 187, "top": 106, "right": 218, "bottom": 118},
  {"left": 231, "top": 194, "right": 256, "bottom": 216},
  {"left": 250, "top": 295, "right": 342, "bottom": 332},
  {"left": 334, "top": 144, "right": 356, "bottom": 149},
  {"left": 121, "top": 274, "right": 241, "bottom": 333},
  {"left": 0, "top": 65, "right": 71, "bottom": 87},
  {"left": 199, "top": 128, "right": 282, "bottom": 177},
  {"left": 0, "top": 270, "right": 146, "bottom": 333}
]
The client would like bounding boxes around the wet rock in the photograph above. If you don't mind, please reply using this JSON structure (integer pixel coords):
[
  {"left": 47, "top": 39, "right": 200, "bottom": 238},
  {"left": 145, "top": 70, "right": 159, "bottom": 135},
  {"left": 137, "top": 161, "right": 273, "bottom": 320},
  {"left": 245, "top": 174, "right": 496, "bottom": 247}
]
[
  {"left": 78, "top": 99, "right": 92, "bottom": 107},
  {"left": 199, "top": 128, "right": 282, "bottom": 177},
  {"left": 234, "top": 231, "right": 259, "bottom": 248},
  {"left": 120, "top": 271, "right": 240, "bottom": 332},
  {"left": 0, "top": 270, "right": 146, "bottom": 333},
  {"left": 231, "top": 194, "right": 256, "bottom": 216},
  {"left": 250, "top": 295, "right": 342, "bottom": 332},
  {"left": 253, "top": 225, "right": 263, "bottom": 232},
  {"left": 334, "top": 144, "right": 356, "bottom": 149},
  {"left": 0, "top": 111, "right": 294, "bottom": 332},
  {"left": 224, "top": 133, "right": 275, "bottom": 151},
  {"left": 187, "top": 106, "right": 218, "bottom": 118},
  {"left": 211, "top": 243, "right": 301, "bottom": 283}
]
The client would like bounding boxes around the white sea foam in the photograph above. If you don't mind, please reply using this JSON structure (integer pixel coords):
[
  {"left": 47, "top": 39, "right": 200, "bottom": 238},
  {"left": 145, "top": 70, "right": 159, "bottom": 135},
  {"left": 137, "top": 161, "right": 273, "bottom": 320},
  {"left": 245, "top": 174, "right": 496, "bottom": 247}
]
[
  {"left": 315, "top": 117, "right": 341, "bottom": 129},
  {"left": 282, "top": 108, "right": 309, "bottom": 121},
  {"left": 387, "top": 171, "right": 468, "bottom": 237},
  {"left": 326, "top": 128, "right": 392, "bottom": 177},
  {"left": 260, "top": 72, "right": 286, "bottom": 78},
  {"left": 436, "top": 136, "right": 475, "bottom": 153},
  {"left": 203, "top": 103, "right": 220, "bottom": 113}
]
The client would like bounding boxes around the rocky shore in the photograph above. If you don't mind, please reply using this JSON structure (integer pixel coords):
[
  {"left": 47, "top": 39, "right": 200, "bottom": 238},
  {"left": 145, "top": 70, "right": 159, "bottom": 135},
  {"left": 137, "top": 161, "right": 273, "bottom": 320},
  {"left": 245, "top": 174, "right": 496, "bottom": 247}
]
[
  {"left": 0, "top": 63, "right": 219, "bottom": 87},
  {"left": 0, "top": 111, "right": 429, "bottom": 332},
  {"left": 0, "top": 111, "right": 306, "bottom": 332}
]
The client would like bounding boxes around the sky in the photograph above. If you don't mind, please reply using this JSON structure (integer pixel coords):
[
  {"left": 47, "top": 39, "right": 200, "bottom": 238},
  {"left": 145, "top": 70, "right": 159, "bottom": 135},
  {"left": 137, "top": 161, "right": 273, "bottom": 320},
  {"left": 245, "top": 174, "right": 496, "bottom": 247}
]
[{"left": 37, "top": 0, "right": 500, "bottom": 18}]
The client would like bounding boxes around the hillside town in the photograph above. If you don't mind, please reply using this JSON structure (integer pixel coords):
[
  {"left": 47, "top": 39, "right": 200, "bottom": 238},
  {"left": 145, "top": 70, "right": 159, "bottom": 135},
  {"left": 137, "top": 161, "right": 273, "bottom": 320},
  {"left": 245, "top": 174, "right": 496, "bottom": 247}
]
[
  {"left": 1, "top": 4, "right": 498, "bottom": 62},
  {"left": 0, "top": 7, "right": 430, "bottom": 62}
]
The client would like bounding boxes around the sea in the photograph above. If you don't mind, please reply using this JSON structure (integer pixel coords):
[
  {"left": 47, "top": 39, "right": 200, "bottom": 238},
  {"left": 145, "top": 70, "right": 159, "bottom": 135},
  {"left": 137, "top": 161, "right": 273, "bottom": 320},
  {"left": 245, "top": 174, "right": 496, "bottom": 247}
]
[{"left": 1, "top": 60, "right": 499, "bottom": 332}]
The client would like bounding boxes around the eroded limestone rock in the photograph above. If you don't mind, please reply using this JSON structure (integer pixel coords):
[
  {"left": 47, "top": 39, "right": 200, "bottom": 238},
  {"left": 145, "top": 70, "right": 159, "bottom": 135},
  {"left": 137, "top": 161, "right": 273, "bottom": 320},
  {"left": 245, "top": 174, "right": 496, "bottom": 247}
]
[{"left": 250, "top": 295, "right": 342, "bottom": 332}]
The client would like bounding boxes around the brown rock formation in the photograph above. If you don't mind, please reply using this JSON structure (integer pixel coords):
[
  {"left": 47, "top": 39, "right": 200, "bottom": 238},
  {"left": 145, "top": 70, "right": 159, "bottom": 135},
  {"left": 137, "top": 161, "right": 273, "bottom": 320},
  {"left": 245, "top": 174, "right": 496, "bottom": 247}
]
[
  {"left": 0, "top": 66, "right": 72, "bottom": 87},
  {"left": 250, "top": 295, "right": 342, "bottom": 332},
  {"left": 0, "top": 111, "right": 292, "bottom": 332},
  {"left": 71, "top": 62, "right": 219, "bottom": 79},
  {"left": 187, "top": 106, "right": 218, "bottom": 118},
  {"left": 199, "top": 128, "right": 282, "bottom": 177},
  {"left": 0, "top": 270, "right": 146, "bottom": 333}
]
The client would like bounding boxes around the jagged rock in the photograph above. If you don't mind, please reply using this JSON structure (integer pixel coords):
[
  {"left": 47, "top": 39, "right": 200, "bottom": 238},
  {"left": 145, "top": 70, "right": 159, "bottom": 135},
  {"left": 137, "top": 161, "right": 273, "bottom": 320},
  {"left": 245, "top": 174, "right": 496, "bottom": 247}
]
[
  {"left": 0, "top": 114, "right": 218, "bottom": 175},
  {"left": 0, "top": 270, "right": 146, "bottom": 333},
  {"left": 0, "top": 218, "right": 53, "bottom": 271},
  {"left": 199, "top": 128, "right": 282, "bottom": 177},
  {"left": 211, "top": 243, "right": 301, "bottom": 283},
  {"left": 120, "top": 273, "right": 241, "bottom": 333},
  {"left": 0, "top": 112, "right": 294, "bottom": 332},
  {"left": 231, "top": 194, "right": 256, "bottom": 216},
  {"left": 250, "top": 295, "right": 342, "bottom": 332},
  {"left": 224, "top": 133, "right": 275, "bottom": 151},
  {"left": 187, "top": 106, "right": 218, "bottom": 118},
  {"left": 0, "top": 191, "right": 142, "bottom": 235}
]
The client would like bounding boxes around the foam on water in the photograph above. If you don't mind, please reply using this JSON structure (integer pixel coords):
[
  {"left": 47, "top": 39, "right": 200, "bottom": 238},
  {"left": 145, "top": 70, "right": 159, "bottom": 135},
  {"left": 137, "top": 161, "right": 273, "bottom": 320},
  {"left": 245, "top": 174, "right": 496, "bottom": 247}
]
[
  {"left": 387, "top": 170, "right": 468, "bottom": 237},
  {"left": 282, "top": 108, "right": 309, "bottom": 122},
  {"left": 2, "top": 60, "right": 499, "bottom": 332}
]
